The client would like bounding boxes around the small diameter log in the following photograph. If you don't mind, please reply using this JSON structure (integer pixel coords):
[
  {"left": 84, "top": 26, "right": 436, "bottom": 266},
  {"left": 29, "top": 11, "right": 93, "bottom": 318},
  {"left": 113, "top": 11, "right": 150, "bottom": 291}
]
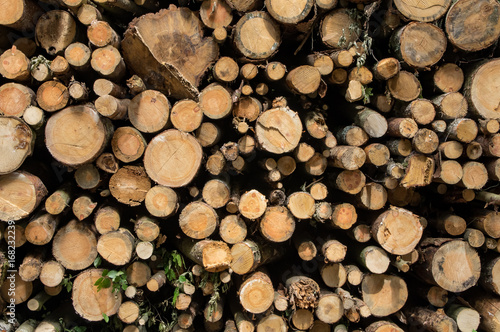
[
  {"left": 25, "top": 212, "right": 59, "bottom": 245},
  {"left": 373, "top": 57, "right": 400, "bottom": 80},
  {"left": 45, "top": 105, "right": 112, "bottom": 166},
  {"left": 0, "top": 47, "right": 30, "bottom": 81},
  {"left": 286, "top": 275, "right": 320, "bottom": 310},
  {"left": 336, "top": 125, "right": 369, "bottom": 147},
  {"left": 238, "top": 189, "right": 267, "bottom": 220},
  {"left": 287, "top": 192, "right": 315, "bottom": 220},
  {"left": 0, "top": 116, "right": 34, "bottom": 175},
  {"left": 206, "top": 151, "right": 226, "bottom": 176},
  {"left": 446, "top": 118, "right": 478, "bottom": 144},
  {"left": 409, "top": 308, "right": 459, "bottom": 332},
  {"left": 97, "top": 228, "right": 135, "bottom": 266},
  {"left": 363, "top": 143, "right": 390, "bottom": 167},
  {"left": 96, "top": 152, "right": 119, "bottom": 174},
  {"left": 94, "top": 205, "right": 120, "bottom": 235},
  {"left": 470, "top": 209, "right": 500, "bottom": 239},
  {"left": 321, "top": 263, "right": 347, "bottom": 288},
  {"left": 179, "top": 201, "right": 218, "bottom": 239},
  {"left": 117, "top": 301, "right": 140, "bottom": 324},
  {"left": 321, "top": 9, "right": 360, "bottom": 49},
  {"left": 199, "top": 0, "right": 232, "bottom": 29},
  {"left": 52, "top": 219, "right": 97, "bottom": 270},
  {"left": 260, "top": 206, "right": 296, "bottom": 242},
  {"left": 398, "top": 99, "right": 435, "bottom": 126},
  {"left": 386, "top": 117, "right": 418, "bottom": 139},
  {"left": 265, "top": 0, "right": 313, "bottom": 24},
  {"left": 349, "top": 66, "right": 373, "bottom": 85},
  {"left": 315, "top": 292, "right": 343, "bottom": 324},
  {"left": 286, "top": 66, "right": 321, "bottom": 95},
  {"left": 256, "top": 314, "right": 287, "bottom": 332},
  {"left": 413, "top": 239, "right": 480, "bottom": 292},
  {"left": 94, "top": 78, "right": 127, "bottom": 98},
  {"left": 50, "top": 55, "right": 72, "bottom": 83},
  {"left": 306, "top": 54, "right": 334, "bottom": 76},
  {"left": 74, "top": 164, "right": 100, "bottom": 190},
  {"left": 352, "top": 107, "right": 388, "bottom": 139},
  {"left": 64, "top": 42, "right": 91, "bottom": 71},
  {"left": 27, "top": 291, "right": 51, "bottom": 311},
  {"left": 387, "top": 71, "right": 421, "bottom": 102},
  {"left": 213, "top": 56, "right": 239, "bottom": 83},
  {"left": 394, "top": 0, "right": 450, "bottom": 22},
  {"left": 0, "top": 171, "right": 47, "bottom": 222},
  {"left": 0, "top": 83, "right": 35, "bottom": 117},
  {"left": 357, "top": 245, "right": 390, "bottom": 274},
  {"left": 111, "top": 126, "right": 146, "bottom": 163},
  {"left": 91, "top": 45, "right": 126, "bottom": 81},
  {"left": 19, "top": 251, "right": 44, "bottom": 282},
  {"left": 72, "top": 268, "right": 122, "bottom": 321},
  {"left": 310, "top": 182, "right": 328, "bottom": 200},
  {"left": 356, "top": 183, "right": 387, "bottom": 210},
  {"left": 329, "top": 203, "right": 357, "bottom": 230},
  {"left": 305, "top": 111, "right": 328, "bottom": 139},
  {"left": 219, "top": 215, "right": 247, "bottom": 244},
  {"left": 291, "top": 308, "right": 314, "bottom": 330},
  {"left": 464, "top": 228, "right": 485, "bottom": 248},
  {"left": 36, "top": 81, "right": 69, "bottom": 113},
  {"left": 412, "top": 128, "right": 439, "bottom": 154},
  {"left": 95, "top": 95, "right": 130, "bottom": 120},
  {"left": 178, "top": 238, "right": 231, "bottom": 272},
  {"left": 197, "top": 122, "right": 221, "bottom": 148},
  {"left": 233, "top": 12, "right": 281, "bottom": 60},
  {"left": 460, "top": 161, "right": 488, "bottom": 190},
  {"left": 233, "top": 96, "right": 262, "bottom": 121},
  {"left": 476, "top": 134, "right": 500, "bottom": 157},
  {"left": 293, "top": 232, "right": 317, "bottom": 261},
  {"left": 446, "top": 0, "right": 500, "bottom": 52},
  {"left": 109, "top": 166, "right": 151, "bottom": 206},
  {"left": 433, "top": 92, "right": 468, "bottom": 120},
  {"left": 144, "top": 129, "right": 203, "bottom": 187},
  {"left": 16, "top": 319, "right": 38, "bottom": 332},
  {"left": 126, "top": 261, "right": 151, "bottom": 287},
  {"left": 322, "top": 239, "right": 347, "bottom": 263},
  {"left": 391, "top": 22, "right": 446, "bottom": 69},
  {"left": 88, "top": 21, "right": 121, "bottom": 49},
  {"left": 446, "top": 304, "right": 480, "bottom": 332},
  {"left": 145, "top": 185, "right": 178, "bottom": 218},
  {"left": 329, "top": 146, "right": 366, "bottom": 170},
  {"left": 345, "top": 80, "right": 363, "bottom": 103},
  {"left": 134, "top": 216, "right": 160, "bottom": 242},
  {"left": 433, "top": 213, "right": 466, "bottom": 236},
  {"left": 22, "top": 106, "right": 45, "bottom": 131},
  {"left": 361, "top": 274, "right": 407, "bottom": 317},
  {"left": 72, "top": 195, "right": 96, "bottom": 220},
  {"left": 438, "top": 141, "right": 463, "bottom": 160},
  {"left": 255, "top": 106, "right": 303, "bottom": 154},
  {"left": 1, "top": 272, "right": 32, "bottom": 305},
  {"left": 199, "top": 83, "right": 233, "bottom": 120},
  {"left": 68, "top": 81, "right": 89, "bottom": 102},
  {"left": 372, "top": 207, "right": 423, "bottom": 255}
]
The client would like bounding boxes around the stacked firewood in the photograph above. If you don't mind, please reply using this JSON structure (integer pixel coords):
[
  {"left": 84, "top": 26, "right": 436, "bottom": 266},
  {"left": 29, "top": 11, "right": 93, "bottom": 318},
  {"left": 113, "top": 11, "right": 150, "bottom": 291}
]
[{"left": 1, "top": 0, "right": 500, "bottom": 331}]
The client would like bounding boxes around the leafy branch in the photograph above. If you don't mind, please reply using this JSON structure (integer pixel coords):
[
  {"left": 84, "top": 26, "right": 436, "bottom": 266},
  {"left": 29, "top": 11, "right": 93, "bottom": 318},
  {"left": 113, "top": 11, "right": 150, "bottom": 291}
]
[{"left": 94, "top": 269, "right": 128, "bottom": 294}]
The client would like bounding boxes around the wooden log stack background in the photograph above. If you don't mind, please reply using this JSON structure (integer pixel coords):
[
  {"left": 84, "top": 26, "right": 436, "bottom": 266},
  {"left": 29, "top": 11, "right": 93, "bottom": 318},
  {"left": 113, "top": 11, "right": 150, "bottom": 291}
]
[{"left": 2, "top": 0, "right": 500, "bottom": 331}]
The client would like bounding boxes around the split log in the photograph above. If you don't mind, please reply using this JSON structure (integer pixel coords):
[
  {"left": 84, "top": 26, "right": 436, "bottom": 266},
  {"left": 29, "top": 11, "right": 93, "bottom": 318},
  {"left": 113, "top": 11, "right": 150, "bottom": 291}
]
[
  {"left": 178, "top": 238, "right": 231, "bottom": 272},
  {"left": 122, "top": 6, "right": 218, "bottom": 99}
]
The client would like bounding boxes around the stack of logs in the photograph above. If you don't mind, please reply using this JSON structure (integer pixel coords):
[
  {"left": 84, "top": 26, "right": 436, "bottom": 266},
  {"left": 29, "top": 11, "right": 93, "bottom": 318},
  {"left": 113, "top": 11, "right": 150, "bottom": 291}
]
[{"left": 2, "top": 0, "right": 500, "bottom": 331}]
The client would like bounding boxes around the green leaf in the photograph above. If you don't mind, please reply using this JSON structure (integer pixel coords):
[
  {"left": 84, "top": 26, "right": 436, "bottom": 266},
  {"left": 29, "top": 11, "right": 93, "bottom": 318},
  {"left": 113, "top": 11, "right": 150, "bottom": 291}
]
[
  {"left": 101, "top": 278, "right": 112, "bottom": 289},
  {"left": 172, "top": 287, "right": 180, "bottom": 306},
  {"left": 102, "top": 313, "right": 109, "bottom": 323},
  {"left": 93, "top": 256, "right": 102, "bottom": 268},
  {"left": 107, "top": 270, "right": 118, "bottom": 279},
  {"left": 94, "top": 277, "right": 104, "bottom": 286},
  {"left": 122, "top": 283, "right": 128, "bottom": 291},
  {"left": 102, "top": 269, "right": 109, "bottom": 276},
  {"left": 178, "top": 275, "right": 187, "bottom": 283}
]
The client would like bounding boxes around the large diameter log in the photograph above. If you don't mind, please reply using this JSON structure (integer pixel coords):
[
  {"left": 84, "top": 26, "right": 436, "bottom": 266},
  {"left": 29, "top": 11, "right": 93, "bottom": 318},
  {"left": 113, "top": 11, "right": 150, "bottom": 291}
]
[
  {"left": 446, "top": 0, "right": 500, "bottom": 52},
  {"left": 35, "top": 10, "right": 78, "bottom": 55},
  {"left": 72, "top": 269, "right": 122, "bottom": 321},
  {"left": 179, "top": 201, "right": 218, "bottom": 239},
  {"left": 52, "top": 219, "right": 97, "bottom": 270},
  {"left": 361, "top": 274, "right": 408, "bottom": 317},
  {"left": 122, "top": 6, "right": 218, "bottom": 99},
  {"left": 239, "top": 271, "right": 274, "bottom": 314},
  {"left": 0, "top": 83, "right": 35, "bottom": 117},
  {"left": 233, "top": 11, "right": 281, "bottom": 60},
  {"left": 97, "top": 228, "right": 135, "bottom": 266},
  {"left": 413, "top": 239, "right": 481, "bottom": 292},
  {"left": 372, "top": 207, "right": 423, "bottom": 255},
  {"left": 0, "top": 116, "right": 34, "bottom": 174},
  {"left": 0, "top": 171, "right": 47, "bottom": 221},
  {"left": 394, "top": 0, "right": 451, "bottom": 22},
  {"left": 45, "top": 105, "right": 112, "bottom": 167},
  {"left": 144, "top": 129, "right": 203, "bottom": 187},
  {"left": 465, "top": 58, "right": 500, "bottom": 119},
  {"left": 391, "top": 22, "right": 446, "bottom": 69},
  {"left": 255, "top": 106, "right": 302, "bottom": 154},
  {"left": 0, "top": 47, "right": 30, "bottom": 81},
  {"left": 265, "top": 0, "right": 313, "bottom": 24}
]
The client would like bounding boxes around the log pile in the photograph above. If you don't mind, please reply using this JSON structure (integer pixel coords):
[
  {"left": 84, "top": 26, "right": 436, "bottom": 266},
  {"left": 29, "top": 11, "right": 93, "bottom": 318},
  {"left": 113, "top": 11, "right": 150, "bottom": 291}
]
[{"left": 2, "top": 0, "right": 500, "bottom": 331}]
